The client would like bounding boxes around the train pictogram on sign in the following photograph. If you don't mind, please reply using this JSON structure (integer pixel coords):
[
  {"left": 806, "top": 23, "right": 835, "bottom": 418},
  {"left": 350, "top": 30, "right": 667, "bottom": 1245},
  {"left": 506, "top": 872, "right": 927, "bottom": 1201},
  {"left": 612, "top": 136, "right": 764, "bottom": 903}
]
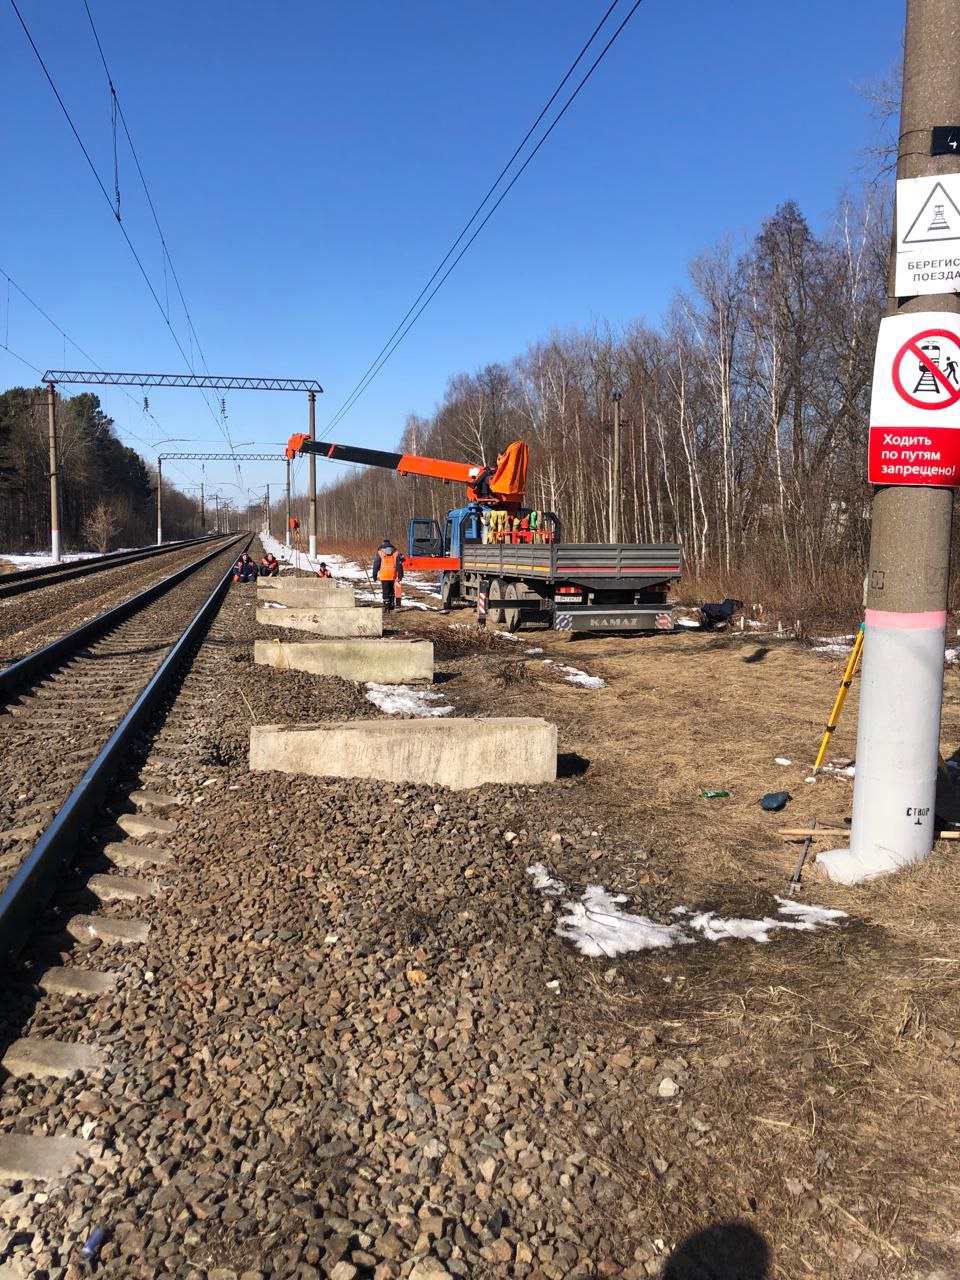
[{"left": 891, "top": 329, "right": 960, "bottom": 410}]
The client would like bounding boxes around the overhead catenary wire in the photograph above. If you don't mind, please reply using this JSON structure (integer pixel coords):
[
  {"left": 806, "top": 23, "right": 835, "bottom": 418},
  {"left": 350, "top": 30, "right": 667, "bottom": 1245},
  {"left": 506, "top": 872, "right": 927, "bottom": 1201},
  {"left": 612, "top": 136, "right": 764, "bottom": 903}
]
[
  {"left": 0, "top": 265, "right": 203, "bottom": 487},
  {"left": 8, "top": 0, "right": 240, "bottom": 478},
  {"left": 80, "top": 0, "right": 241, "bottom": 478},
  {"left": 323, "top": 0, "right": 643, "bottom": 436},
  {"left": 323, "top": 0, "right": 621, "bottom": 437}
]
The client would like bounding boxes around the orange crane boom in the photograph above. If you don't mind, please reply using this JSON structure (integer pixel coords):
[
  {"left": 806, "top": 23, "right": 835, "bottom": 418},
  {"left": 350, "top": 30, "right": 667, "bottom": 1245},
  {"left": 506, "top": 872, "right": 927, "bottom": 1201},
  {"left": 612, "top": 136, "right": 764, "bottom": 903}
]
[{"left": 285, "top": 434, "right": 528, "bottom": 505}]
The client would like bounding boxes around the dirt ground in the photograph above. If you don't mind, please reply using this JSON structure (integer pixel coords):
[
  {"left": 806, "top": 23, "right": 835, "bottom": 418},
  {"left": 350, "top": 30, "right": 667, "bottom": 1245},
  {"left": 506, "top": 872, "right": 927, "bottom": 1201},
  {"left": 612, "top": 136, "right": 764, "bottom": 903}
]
[
  {"left": 4, "top": 571, "right": 957, "bottom": 1280},
  {"left": 394, "top": 598, "right": 960, "bottom": 1278}
]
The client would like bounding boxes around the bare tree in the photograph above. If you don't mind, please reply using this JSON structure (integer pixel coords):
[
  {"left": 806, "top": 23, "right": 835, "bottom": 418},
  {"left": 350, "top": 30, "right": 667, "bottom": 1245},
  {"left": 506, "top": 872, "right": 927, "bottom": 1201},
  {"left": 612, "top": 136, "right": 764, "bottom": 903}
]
[{"left": 83, "top": 499, "right": 121, "bottom": 553}]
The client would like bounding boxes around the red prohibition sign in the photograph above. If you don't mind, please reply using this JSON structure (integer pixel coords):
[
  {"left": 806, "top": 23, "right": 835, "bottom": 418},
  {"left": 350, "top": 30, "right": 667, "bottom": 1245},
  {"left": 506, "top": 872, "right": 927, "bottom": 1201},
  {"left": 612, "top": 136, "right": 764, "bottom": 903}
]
[{"left": 892, "top": 327, "right": 960, "bottom": 410}]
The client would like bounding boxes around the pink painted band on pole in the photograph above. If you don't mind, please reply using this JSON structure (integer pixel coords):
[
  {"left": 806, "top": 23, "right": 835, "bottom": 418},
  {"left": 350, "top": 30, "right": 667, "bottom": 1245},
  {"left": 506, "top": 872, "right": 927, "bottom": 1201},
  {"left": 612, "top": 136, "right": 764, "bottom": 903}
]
[{"left": 864, "top": 608, "right": 947, "bottom": 629}]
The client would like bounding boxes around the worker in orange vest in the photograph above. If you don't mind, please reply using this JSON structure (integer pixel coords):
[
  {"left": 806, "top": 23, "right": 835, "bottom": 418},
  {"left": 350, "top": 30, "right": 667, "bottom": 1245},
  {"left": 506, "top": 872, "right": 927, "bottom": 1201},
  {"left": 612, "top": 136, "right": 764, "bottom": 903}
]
[
  {"left": 315, "top": 561, "right": 332, "bottom": 579},
  {"left": 371, "top": 539, "right": 404, "bottom": 612}
]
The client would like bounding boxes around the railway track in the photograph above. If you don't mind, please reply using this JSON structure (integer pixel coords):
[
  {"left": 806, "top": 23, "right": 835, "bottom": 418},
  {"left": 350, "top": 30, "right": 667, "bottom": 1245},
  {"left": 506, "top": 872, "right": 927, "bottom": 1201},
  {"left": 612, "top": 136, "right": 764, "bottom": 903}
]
[
  {"left": 0, "top": 534, "right": 228, "bottom": 601},
  {"left": 0, "top": 534, "right": 248, "bottom": 963}
]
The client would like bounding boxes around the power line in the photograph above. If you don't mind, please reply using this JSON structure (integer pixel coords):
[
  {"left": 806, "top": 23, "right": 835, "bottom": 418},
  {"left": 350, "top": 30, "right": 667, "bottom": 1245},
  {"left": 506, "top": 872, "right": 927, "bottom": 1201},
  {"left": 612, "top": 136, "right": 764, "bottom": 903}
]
[
  {"left": 323, "top": 0, "right": 643, "bottom": 436},
  {"left": 9, "top": 0, "right": 238, "bottom": 475},
  {"left": 80, "top": 0, "right": 241, "bottom": 475},
  {"left": 324, "top": 0, "right": 620, "bottom": 437},
  {"left": 0, "top": 265, "right": 201, "bottom": 485},
  {"left": 81, "top": 3, "right": 220, "bottom": 388}
]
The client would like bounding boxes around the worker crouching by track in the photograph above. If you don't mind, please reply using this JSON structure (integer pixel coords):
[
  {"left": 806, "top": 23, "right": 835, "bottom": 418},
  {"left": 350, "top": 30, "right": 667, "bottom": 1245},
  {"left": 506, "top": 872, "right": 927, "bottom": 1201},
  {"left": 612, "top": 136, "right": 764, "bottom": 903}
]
[
  {"left": 372, "top": 539, "right": 403, "bottom": 612},
  {"left": 232, "top": 552, "right": 258, "bottom": 584}
]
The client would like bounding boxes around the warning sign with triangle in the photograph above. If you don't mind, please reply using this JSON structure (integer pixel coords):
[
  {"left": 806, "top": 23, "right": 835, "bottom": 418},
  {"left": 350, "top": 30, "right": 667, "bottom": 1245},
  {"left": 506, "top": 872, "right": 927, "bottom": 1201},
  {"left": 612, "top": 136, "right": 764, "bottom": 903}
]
[
  {"left": 902, "top": 180, "right": 960, "bottom": 245},
  {"left": 895, "top": 173, "right": 960, "bottom": 297}
]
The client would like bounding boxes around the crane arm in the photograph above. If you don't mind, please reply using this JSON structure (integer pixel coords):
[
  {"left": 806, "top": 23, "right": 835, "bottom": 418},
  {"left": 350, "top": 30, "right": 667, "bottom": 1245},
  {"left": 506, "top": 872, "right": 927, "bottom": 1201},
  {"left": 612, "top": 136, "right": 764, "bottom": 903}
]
[
  {"left": 286, "top": 434, "right": 529, "bottom": 505},
  {"left": 285, "top": 435, "right": 479, "bottom": 485}
]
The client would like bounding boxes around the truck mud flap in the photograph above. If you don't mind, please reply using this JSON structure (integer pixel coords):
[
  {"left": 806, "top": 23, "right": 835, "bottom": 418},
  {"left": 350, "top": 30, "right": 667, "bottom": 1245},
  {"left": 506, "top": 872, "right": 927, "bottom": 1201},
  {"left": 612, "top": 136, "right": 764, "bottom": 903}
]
[{"left": 555, "top": 611, "right": 674, "bottom": 633}]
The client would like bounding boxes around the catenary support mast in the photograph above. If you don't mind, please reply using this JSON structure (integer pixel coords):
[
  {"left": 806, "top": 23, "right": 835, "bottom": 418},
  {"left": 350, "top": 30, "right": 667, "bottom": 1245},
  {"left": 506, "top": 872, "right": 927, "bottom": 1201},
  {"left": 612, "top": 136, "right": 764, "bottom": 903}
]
[{"left": 822, "top": 0, "right": 960, "bottom": 882}]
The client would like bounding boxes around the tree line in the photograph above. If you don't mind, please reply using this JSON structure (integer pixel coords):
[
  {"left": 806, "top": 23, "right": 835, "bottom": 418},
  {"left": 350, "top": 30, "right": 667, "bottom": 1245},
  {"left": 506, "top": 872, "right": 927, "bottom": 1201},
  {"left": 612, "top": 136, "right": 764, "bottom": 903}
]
[
  {"left": 0, "top": 388, "right": 200, "bottom": 552},
  {"left": 299, "top": 195, "right": 916, "bottom": 606}
]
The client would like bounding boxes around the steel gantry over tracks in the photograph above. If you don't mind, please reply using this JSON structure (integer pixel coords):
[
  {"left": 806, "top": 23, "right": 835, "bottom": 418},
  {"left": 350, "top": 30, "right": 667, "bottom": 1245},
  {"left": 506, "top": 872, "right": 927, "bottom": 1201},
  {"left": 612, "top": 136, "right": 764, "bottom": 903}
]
[
  {"left": 40, "top": 369, "right": 324, "bottom": 561},
  {"left": 156, "top": 452, "right": 289, "bottom": 544}
]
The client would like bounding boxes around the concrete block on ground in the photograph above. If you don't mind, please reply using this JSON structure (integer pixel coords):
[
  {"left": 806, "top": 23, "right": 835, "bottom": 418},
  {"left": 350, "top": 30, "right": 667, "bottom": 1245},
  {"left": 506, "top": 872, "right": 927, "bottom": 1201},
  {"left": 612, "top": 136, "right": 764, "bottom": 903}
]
[
  {"left": 254, "top": 638, "right": 433, "bottom": 683},
  {"left": 67, "top": 914, "right": 150, "bottom": 945},
  {"left": 39, "top": 967, "right": 117, "bottom": 997},
  {"left": 250, "top": 717, "right": 557, "bottom": 790},
  {"left": 117, "top": 812, "right": 178, "bottom": 839},
  {"left": 1, "top": 1036, "right": 107, "bottom": 1079},
  {"left": 104, "top": 840, "right": 174, "bottom": 869},
  {"left": 87, "top": 873, "right": 159, "bottom": 903},
  {"left": 256, "top": 607, "right": 383, "bottom": 638},
  {"left": 258, "top": 582, "right": 355, "bottom": 607},
  {"left": 129, "top": 789, "right": 180, "bottom": 810},
  {"left": 0, "top": 1134, "right": 96, "bottom": 1182}
]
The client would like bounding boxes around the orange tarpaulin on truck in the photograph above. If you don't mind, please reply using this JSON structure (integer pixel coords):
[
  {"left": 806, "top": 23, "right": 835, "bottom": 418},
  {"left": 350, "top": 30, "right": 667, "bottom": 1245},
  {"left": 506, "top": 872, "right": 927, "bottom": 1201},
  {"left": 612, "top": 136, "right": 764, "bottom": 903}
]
[{"left": 488, "top": 441, "right": 528, "bottom": 503}]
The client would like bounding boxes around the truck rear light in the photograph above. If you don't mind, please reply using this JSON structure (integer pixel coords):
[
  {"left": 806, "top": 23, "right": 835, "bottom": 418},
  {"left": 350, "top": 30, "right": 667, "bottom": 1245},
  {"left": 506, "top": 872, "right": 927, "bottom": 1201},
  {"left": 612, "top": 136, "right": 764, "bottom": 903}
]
[{"left": 556, "top": 586, "right": 581, "bottom": 595}]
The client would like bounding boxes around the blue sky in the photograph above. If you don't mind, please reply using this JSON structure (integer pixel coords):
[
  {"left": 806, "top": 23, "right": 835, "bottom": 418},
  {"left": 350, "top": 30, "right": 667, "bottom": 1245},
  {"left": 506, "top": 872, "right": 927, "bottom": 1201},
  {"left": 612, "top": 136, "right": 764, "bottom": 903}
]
[{"left": 1, "top": 0, "right": 903, "bottom": 506}]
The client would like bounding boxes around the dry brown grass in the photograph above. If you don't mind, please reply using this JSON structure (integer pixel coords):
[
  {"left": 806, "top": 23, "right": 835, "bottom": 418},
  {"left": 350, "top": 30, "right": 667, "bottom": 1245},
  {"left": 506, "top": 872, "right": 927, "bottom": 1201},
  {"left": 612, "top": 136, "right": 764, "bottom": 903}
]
[
  {"left": 403, "top": 609, "right": 960, "bottom": 1275},
  {"left": 676, "top": 564, "right": 866, "bottom": 636}
]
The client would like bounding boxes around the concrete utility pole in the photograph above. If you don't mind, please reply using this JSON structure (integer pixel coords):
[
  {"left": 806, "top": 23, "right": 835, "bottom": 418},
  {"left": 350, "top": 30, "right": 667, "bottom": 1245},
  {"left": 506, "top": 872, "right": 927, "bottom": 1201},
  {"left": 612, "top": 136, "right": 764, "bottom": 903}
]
[
  {"left": 156, "top": 457, "right": 163, "bottom": 545},
  {"left": 199, "top": 478, "right": 206, "bottom": 532},
  {"left": 308, "top": 389, "right": 318, "bottom": 559},
  {"left": 822, "top": 0, "right": 960, "bottom": 883},
  {"left": 213, "top": 493, "right": 220, "bottom": 533},
  {"left": 265, "top": 483, "right": 271, "bottom": 538},
  {"left": 610, "top": 394, "right": 622, "bottom": 544},
  {"left": 46, "top": 382, "right": 61, "bottom": 563},
  {"left": 285, "top": 457, "right": 292, "bottom": 547}
]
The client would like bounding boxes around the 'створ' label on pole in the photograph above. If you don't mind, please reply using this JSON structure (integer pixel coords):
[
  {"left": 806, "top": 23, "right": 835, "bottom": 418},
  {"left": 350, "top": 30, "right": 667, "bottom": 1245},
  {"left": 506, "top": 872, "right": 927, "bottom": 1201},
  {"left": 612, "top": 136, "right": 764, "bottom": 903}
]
[{"left": 868, "top": 312, "right": 960, "bottom": 485}]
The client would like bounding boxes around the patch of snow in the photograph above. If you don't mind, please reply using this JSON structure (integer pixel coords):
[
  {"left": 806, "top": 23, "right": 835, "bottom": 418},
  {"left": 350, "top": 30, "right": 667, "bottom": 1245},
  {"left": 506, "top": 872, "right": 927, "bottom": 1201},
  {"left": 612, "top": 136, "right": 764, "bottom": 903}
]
[
  {"left": 529, "top": 866, "right": 848, "bottom": 957},
  {"left": 1, "top": 550, "right": 104, "bottom": 568},
  {"left": 525, "top": 647, "right": 544, "bottom": 655},
  {"left": 260, "top": 600, "right": 285, "bottom": 609},
  {"left": 555, "top": 885, "right": 691, "bottom": 958},
  {"left": 538, "top": 657, "right": 604, "bottom": 688},
  {"left": 774, "top": 757, "right": 792, "bottom": 766},
  {"left": 675, "top": 617, "right": 701, "bottom": 630},
  {"left": 526, "top": 863, "right": 566, "bottom": 896},
  {"left": 685, "top": 911, "right": 807, "bottom": 944},
  {"left": 820, "top": 762, "right": 855, "bottom": 778},
  {"left": 774, "top": 896, "right": 847, "bottom": 925},
  {"left": 364, "top": 683, "right": 453, "bottom": 717},
  {"left": 946, "top": 647, "right": 960, "bottom": 665},
  {"left": 494, "top": 630, "right": 522, "bottom": 642},
  {"left": 261, "top": 532, "right": 367, "bottom": 581},
  {"left": 557, "top": 664, "right": 605, "bottom": 689}
]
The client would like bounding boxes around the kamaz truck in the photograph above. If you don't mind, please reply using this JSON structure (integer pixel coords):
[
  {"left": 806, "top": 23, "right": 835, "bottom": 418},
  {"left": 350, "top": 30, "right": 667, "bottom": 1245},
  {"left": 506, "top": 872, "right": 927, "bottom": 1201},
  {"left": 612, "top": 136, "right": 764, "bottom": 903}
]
[{"left": 285, "top": 434, "right": 683, "bottom": 634}]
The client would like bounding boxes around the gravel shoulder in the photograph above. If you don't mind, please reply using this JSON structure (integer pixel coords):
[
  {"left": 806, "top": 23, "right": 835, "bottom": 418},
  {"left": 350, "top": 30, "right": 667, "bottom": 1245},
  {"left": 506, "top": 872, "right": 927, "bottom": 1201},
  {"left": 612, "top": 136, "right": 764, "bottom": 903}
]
[{"left": 0, "top": 577, "right": 957, "bottom": 1279}]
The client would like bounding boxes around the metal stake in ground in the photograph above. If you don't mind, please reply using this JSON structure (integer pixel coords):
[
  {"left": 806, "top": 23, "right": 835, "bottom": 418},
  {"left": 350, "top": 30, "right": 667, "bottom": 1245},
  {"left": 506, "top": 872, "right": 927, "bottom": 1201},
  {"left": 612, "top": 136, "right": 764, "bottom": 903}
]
[
  {"left": 788, "top": 817, "right": 817, "bottom": 894},
  {"left": 820, "top": 0, "right": 960, "bottom": 884}
]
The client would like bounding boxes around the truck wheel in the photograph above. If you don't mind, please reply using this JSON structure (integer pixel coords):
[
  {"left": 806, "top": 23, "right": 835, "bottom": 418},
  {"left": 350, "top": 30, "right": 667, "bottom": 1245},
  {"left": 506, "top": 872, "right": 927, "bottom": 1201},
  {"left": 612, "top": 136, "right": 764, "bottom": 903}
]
[
  {"left": 504, "top": 582, "right": 522, "bottom": 633},
  {"left": 489, "top": 578, "right": 506, "bottom": 625},
  {"left": 441, "top": 574, "right": 458, "bottom": 611}
]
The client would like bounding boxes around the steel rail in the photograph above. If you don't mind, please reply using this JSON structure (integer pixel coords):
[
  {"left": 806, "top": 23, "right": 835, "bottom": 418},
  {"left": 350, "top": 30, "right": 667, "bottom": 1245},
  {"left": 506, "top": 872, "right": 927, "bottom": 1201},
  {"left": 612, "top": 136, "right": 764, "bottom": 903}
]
[
  {"left": 0, "top": 535, "right": 243, "bottom": 701},
  {"left": 0, "top": 533, "right": 230, "bottom": 600},
  {"left": 0, "top": 534, "right": 251, "bottom": 967}
]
